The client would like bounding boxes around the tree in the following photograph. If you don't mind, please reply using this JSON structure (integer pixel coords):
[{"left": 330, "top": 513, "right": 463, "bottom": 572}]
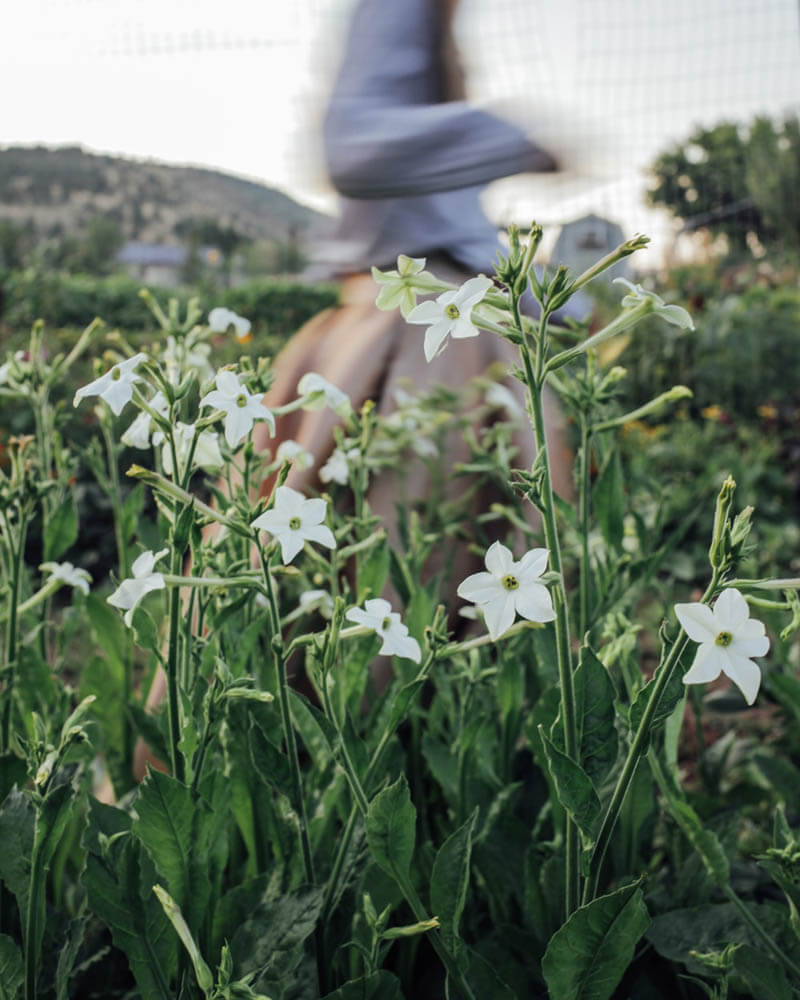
[{"left": 647, "top": 116, "right": 800, "bottom": 255}]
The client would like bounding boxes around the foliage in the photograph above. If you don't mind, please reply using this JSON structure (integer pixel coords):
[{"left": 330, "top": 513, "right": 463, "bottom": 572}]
[
  {"left": 647, "top": 115, "right": 800, "bottom": 254},
  {"left": 1, "top": 230, "right": 799, "bottom": 1000}
]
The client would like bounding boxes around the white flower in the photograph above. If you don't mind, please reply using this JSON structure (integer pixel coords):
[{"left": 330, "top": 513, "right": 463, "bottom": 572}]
[
  {"left": 297, "top": 372, "right": 352, "bottom": 418},
  {"left": 345, "top": 598, "right": 421, "bottom": 662},
  {"left": 40, "top": 561, "right": 92, "bottom": 596},
  {"left": 406, "top": 275, "right": 494, "bottom": 362},
  {"left": 0, "top": 351, "right": 26, "bottom": 386},
  {"left": 162, "top": 335, "right": 214, "bottom": 385},
  {"left": 457, "top": 541, "right": 556, "bottom": 640},
  {"left": 614, "top": 277, "right": 695, "bottom": 331},
  {"left": 73, "top": 353, "right": 148, "bottom": 416},
  {"left": 157, "top": 422, "right": 224, "bottom": 475},
  {"left": 299, "top": 589, "right": 335, "bottom": 619},
  {"left": 121, "top": 391, "right": 169, "bottom": 449},
  {"left": 107, "top": 548, "right": 168, "bottom": 627},
  {"left": 371, "top": 255, "right": 428, "bottom": 317},
  {"left": 276, "top": 439, "right": 314, "bottom": 470},
  {"left": 200, "top": 370, "right": 275, "bottom": 448},
  {"left": 675, "top": 587, "right": 769, "bottom": 705},
  {"left": 251, "top": 485, "right": 336, "bottom": 565},
  {"left": 320, "top": 447, "right": 360, "bottom": 485},
  {"left": 208, "top": 306, "right": 252, "bottom": 342}
]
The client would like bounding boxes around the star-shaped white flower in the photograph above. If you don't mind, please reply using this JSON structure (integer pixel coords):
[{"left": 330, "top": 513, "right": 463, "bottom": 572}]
[
  {"left": 208, "top": 306, "right": 252, "bottom": 342},
  {"left": 406, "top": 275, "right": 494, "bottom": 362},
  {"left": 614, "top": 277, "right": 695, "bottom": 331},
  {"left": 121, "top": 391, "right": 169, "bottom": 450},
  {"left": 320, "top": 447, "right": 360, "bottom": 485},
  {"left": 371, "top": 255, "right": 428, "bottom": 317},
  {"left": 200, "top": 370, "right": 275, "bottom": 448},
  {"left": 251, "top": 485, "right": 336, "bottom": 565},
  {"left": 276, "top": 439, "right": 314, "bottom": 470},
  {"left": 457, "top": 541, "right": 556, "bottom": 640},
  {"left": 675, "top": 587, "right": 769, "bottom": 705},
  {"left": 345, "top": 598, "right": 421, "bottom": 662},
  {"left": 73, "top": 353, "right": 148, "bottom": 416},
  {"left": 297, "top": 372, "right": 352, "bottom": 418},
  {"left": 40, "top": 561, "right": 92, "bottom": 596},
  {"left": 107, "top": 548, "right": 168, "bottom": 627}
]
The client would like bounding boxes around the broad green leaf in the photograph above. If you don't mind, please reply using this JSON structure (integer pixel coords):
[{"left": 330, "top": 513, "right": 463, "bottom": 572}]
[
  {"left": 230, "top": 885, "right": 323, "bottom": 979},
  {"left": 119, "top": 482, "right": 145, "bottom": 550},
  {"left": 539, "top": 729, "right": 601, "bottom": 841},
  {"left": 126, "top": 704, "right": 170, "bottom": 769},
  {"left": 321, "top": 970, "right": 403, "bottom": 1000},
  {"left": 212, "top": 874, "right": 270, "bottom": 959},
  {"left": 366, "top": 775, "right": 416, "bottom": 883},
  {"left": 357, "top": 538, "right": 390, "bottom": 603},
  {"left": 575, "top": 645, "right": 618, "bottom": 786},
  {"left": 0, "top": 756, "right": 29, "bottom": 811},
  {"left": 249, "top": 718, "right": 293, "bottom": 799},
  {"left": 0, "top": 788, "right": 35, "bottom": 918},
  {"left": 0, "top": 934, "right": 23, "bottom": 1000},
  {"left": 465, "top": 948, "right": 517, "bottom": 1000},
  {"left": 82, "top": 799, "right": 174, "bottom": 999},
  {"left": 629, "top": 654, "right": 687, "bottom": 740},
  {"left": 85, "top": 592, "right": 129, "bottom": 675},
  {"left": 29, "top": 782, "right": 76, "bottom": 978},
  {"left": 732, "top": 944, "right": 792, "bottom": 1000},
  {"left": 55, "top": 916, "right": 89, "bottom": 1000},
  {"left": 133, "top": 769, "right": 216, "bottom": 938},
  {"left": 43, "top": 492, "right": 78, "bottom": 561},
  {"left": 593, "top": 449, "right": 624, "bottom": 552},
  {"left": 430, "top": 808, "right": 478, "bottom": 964},
  {"left": 542, "top": 881, "right": 650, "bottom": 1000}
]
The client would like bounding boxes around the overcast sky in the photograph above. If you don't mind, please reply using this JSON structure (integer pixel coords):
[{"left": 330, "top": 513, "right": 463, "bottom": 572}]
[{"left": 3, "top": 0, "right": 799, "bottom": 258}]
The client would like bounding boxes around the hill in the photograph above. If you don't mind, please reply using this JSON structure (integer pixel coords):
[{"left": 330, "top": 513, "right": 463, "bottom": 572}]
[{"left": 0, "top": 145, "right": 328, "bottom": 248}]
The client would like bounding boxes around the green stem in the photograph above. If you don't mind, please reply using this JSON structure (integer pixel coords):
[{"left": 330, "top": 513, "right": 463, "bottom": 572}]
[
  {"left": 165, "top": 546, "right": 185, "bottom": 783},
  {"left": 583, "top": 575, "right": 719, "bottom": 903},
  {"left": 24, "top": 820, "right": 46, "bottom": 1000},
  {"left": 578, "top": 416, "right": 592, "bottom": 637},
  {"left": 2, "top": 510, "right": 29, "bottom": 752},
  {"left": 519, "top": 300, "right": 580, "bottom": 917},
  {"left": 723, "top": 885, "right": 800, "bottom": 983}
]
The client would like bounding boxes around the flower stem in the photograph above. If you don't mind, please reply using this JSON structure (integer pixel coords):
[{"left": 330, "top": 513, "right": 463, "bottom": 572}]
[
  {"left": 1, "top": 509, "right": 29, "bottom": 752},
  {"left": 164, "top": 546, "right": 186, "bottom": 783}
]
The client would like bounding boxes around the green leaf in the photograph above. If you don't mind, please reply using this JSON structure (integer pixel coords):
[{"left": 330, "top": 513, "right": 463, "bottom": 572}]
[
  {"left": 732, "top": 944, "right": 792, "bottom": 1000},
  {"left": 119, "top": 482, "right": 145, "bottom": 549},
  {"left": 357, "top": 538, "right": 390, "bottom": 603},
  {"left": 629, "top": 653, "right": 687, "bottom": 740},
  {"left": 0, "top": 756, "right": 29, "bottom": 812},
  {"left": 55, "top": 916, "right": 88, "bottom": 1000},
  {"left": 0, "top": 788, "right": 35, "bottom": 918},
  {"left": 575, "top": 646, "right": 618, "bottom": 786},
  {"left": 249, "top": 718, "right": 293, "bottom": 799},
  {"left": 366, "top": 775, "right": 416, "bottom": 883},
  {"left": 43, "top": 493, "right": 78, "bottom": 561},
  {"left": 542, "top": 880, "right": 650, "bottom": 1000},
  {"left": 82, "top": 799, "right": 175, "bottom": 999},
  {"left": 85, "top": 592, "right": 129, "bottom": 675},
  {"left": 668, "top": 799, "right": 730, "bottom": 888},
  {"left": 430, "top": 808, "right": 477, "bottom": 965},
  {"left": 539, "top": 729, "right": 601, "bottom": 841},
  {"left": 593, "top": 449, "right": 624, "bottom": 552},
  {"left": 230, "top": 885, "right": 323, "bottom": 979},
  {"left": 465, "top": 948, "right": 518, "bottom": 1000},
  {"left": 126, "top": 704, "right": 170, "bottom": 770},
  {"left": 321, "top": 970, "right": 403, "bottom": 1000},
  {"left": 133, "top": 769, "right": 216, "bottom": 939},
  {"left": 0, "top": 934, "right": 23, "bottom": 1000}
]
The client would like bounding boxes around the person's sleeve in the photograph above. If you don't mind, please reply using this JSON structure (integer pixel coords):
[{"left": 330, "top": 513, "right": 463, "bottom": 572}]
[{"left": 323, "top": 0, "right": 556, "bottom": 199}]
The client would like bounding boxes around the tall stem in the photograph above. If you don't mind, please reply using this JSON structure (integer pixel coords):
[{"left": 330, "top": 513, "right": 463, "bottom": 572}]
[
  {"left": 518, "top": 302, "right": 580, "bottom": 917},
  {"left": 578, "top": 416, "right": 592, "bottom": 637},
  {"left": 2, "top": 510, "right": 28, "bottom": 752},
  {"left": 165, "top": 546, "right": 185, "bottom": 783}
]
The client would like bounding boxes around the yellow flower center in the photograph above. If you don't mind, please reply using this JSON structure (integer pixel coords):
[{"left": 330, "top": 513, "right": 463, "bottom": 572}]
[
  {"left": 445, "top": 303, "right": 460, "bottom": 320},
  {"left": 112, "top": 367, "right": 122, "bottom": 381},
  {"left": 381, "top": 616, "right": 392, "bottom": 630},
  {"left": 502, "top": 574, "right": 519, "bottom": 591},
  {"left": 236, "top": 393, "right": 248, "bottom": 408},
  {"left": 288, "top": 516, "right": 301, "bottom": 530},
  {"left": 715, "top": 630, "right": 733, "bottom": 647}
]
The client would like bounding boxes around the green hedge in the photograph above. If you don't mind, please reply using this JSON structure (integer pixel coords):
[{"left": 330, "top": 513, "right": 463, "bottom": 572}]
[{"left": 0, "top": 270, "right": 339, "bottom": 339}]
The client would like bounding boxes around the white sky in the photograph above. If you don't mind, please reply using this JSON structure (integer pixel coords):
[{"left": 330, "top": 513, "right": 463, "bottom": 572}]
[{"left": 3, "top": 0, "right": 799, "bottom": 261}]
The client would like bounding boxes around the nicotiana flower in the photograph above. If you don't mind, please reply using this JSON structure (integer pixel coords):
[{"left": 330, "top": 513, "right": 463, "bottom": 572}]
[
  {"left": 40, "top": 561, "right": 92, "bottom": 596},
  {"left": 121, "top": 391, "right": 169, "bottom": 450},
  {"left": 406, "top": 274, "right": 494, "bottom": 362},
  {"left": 200, "top": 369, "right": 275, "bottom": 448},
  {"left": 297, "top": 372, "right": 352, "bottom": 418},
  {"left": 276, "top": 439, "right": 314, "bottom": 470},
  {"left": 157, "top": 422, "right": 224, "bottom": 475},
  {"left": 320, "top": 447, "right": 361, "bottom": 485},
  {"left": 372, "top": 254, "right": 428, "bottom": 317},
  {"left": 73, "top": 353, "right": 148, "bottom": 416},
  {"left": 675, "top": 587, "right": 769, "bottom": 705},
  {"left": 251, "top": 485, "right": 336, "bottom": 565},
  {"left": 457, "top": 541, "right": 556, "bottom": 641},
  {"left": 614, "top": 277, "right": 695, "bottom": 330},
  {"left": 162, "top": 335, "right": 214, "bottom": 385},
  {"left": 345, "top": 598, "right": 421, "bottom": 662},
  {"left": 299, "top": 589, "right": 335, "bottom": 619},
  {"left": 208, "top": 306, "right": 252, "bottom": 342},
  {"left": 486, "top": 382, "right": 523, "bottom": 418},
  {"left": 107, "top": 548, "right": 168, "bottom": 627}
]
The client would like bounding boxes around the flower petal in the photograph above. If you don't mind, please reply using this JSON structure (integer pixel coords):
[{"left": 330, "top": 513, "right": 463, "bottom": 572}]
[
  {"left": 301, "top": 524, "right": 337, "bottom": 551},
  {"left": 423, "top": 321, "right": 452, "bottom": 362},
  {"left": 278, "top": 533, "right": 305, "bottom": 565},
  {"left": 675, "top": 602, "right": 717, "bottom": 644},
  {"left": 713, "top": 588, "right": 750, "bottom": 633},
  {"left": 682, "top": 643, "right": 725, "bottom": 685},
  {"left": 721, "top": 651, "right": 762, "bottom": 705},
  {"left": 484, "top": 541, "right": 513, "bottom": 577},
  {"left": 457, "top": 572, "right": 501, "bottom": 605},
  {"left": 517, "top": 548, "right": 549, "bottom": 581},
  {"left": 482, "top": 592, "right": 517, "bottom": 640},
  {"left": 406, "top": 300, "right": 444, "bottom": 325},
  {"left": 515, "top": 584, "right": 556, "bottom": 624}
]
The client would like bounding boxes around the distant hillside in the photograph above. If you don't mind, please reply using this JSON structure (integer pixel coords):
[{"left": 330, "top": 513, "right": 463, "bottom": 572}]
[{"left": 0, "top": 145, "right": 328, "bottom": 247}]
